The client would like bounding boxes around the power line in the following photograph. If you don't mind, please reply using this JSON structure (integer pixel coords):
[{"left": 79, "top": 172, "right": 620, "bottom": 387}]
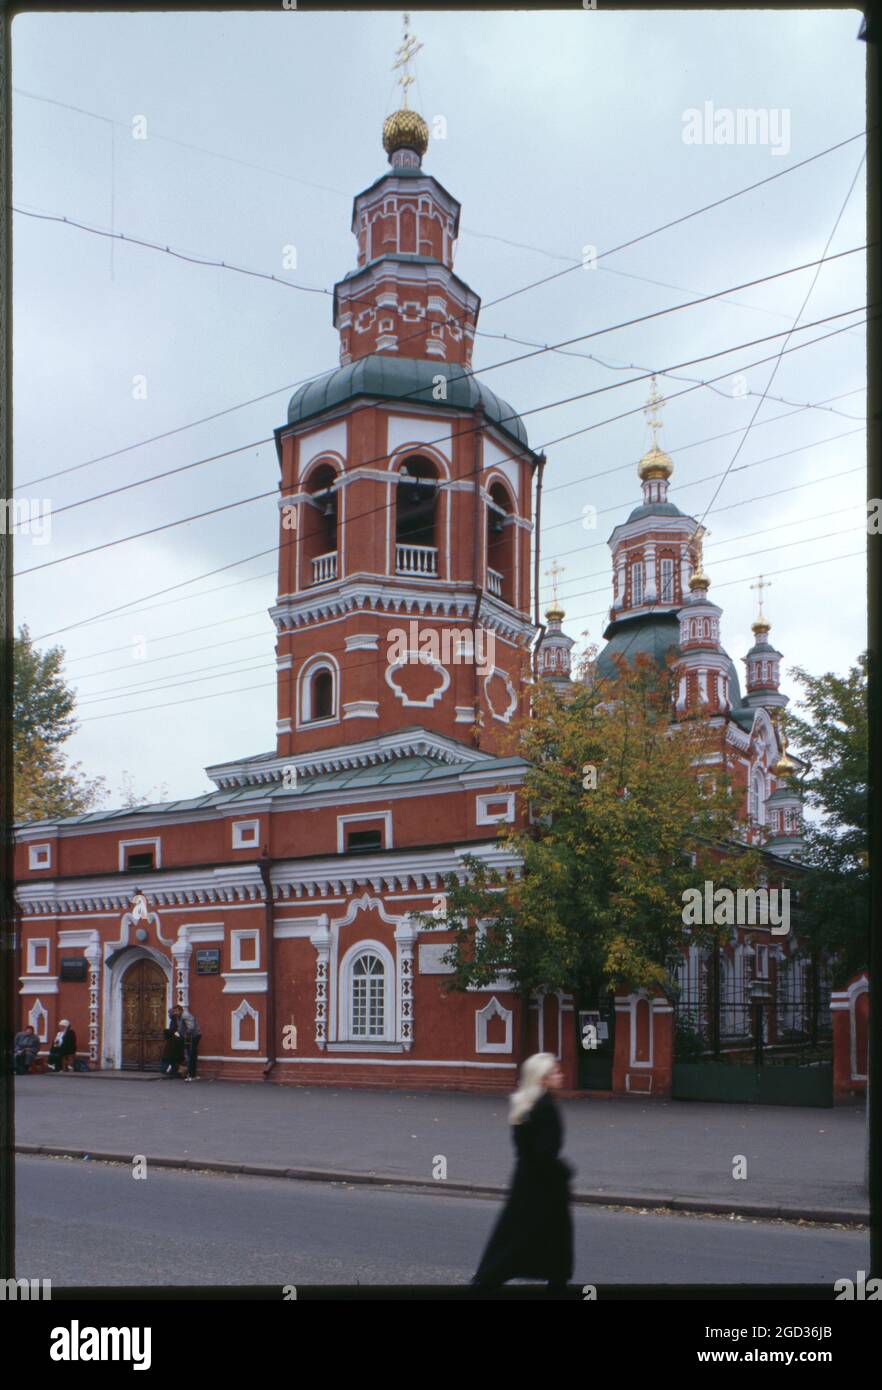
[
  {"left": 14, "top": 299, "right": 870, "bottom": 575},
  {"left": 13, "top": 242, "right": 867, "bottom": 529},
  {"left": 51, "top": 387, "right": 863, "bottom": 662}
]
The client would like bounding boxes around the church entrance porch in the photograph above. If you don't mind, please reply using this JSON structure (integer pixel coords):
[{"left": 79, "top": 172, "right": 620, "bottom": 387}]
[{"left": 120, "top": 958, "right": 167, "bottom": 1072}]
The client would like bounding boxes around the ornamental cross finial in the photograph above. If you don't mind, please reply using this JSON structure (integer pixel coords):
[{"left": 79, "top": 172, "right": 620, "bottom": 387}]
[
  {"left": 644, "top": 373, "right": 664, "bottom": 449},
  {"left": 393, "top": 13, "right": 423, "bottom": 109},
  {"left": 545, "top": 558, "right": 564, "bottom": 606},
  {"left": 751, "top": 574, "right": 771, "bottom": 621},
  {"left": 689, "top": 524, "right": 708, "bottom": 572}
]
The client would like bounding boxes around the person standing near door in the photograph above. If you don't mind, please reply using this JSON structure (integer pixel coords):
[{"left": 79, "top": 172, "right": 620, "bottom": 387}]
[
  {"left": 180, "top": 1007, "right": 202, "bottom": 1081},
  {"left": 472, "top": 1052, "right": 574, "bottom": 1293}
]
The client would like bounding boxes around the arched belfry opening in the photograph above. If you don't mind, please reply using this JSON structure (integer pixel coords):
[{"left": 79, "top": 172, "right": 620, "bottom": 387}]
[
  {"left": 486, "top": 480, "right": 515, "bottom": 606},
  {"left": 395, "top": 455, "right": 439, "bottom": 577},
  {"left": 301, "top": 461, "right": 339, "bottom": 587}
]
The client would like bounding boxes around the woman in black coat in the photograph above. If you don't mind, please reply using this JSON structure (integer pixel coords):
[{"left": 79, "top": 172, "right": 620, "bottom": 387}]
[
  {"left": 473, "top": 1052, "right": 574, "bottom": 1291},
  {"left": 47, "top": 1021, "right": 77, "bottom": 1072}
]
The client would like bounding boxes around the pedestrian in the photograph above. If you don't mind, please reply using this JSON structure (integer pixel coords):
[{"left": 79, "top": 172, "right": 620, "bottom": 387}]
[
  {"left": 47, "top": 1020, "right": 77, "bottom": 1073},
  {"left": 472, "top": 1052, "right": 574, "bottom": 1293},
  {"left": 180, "top": 1007, "right": 202, "bottom": 1081},
  {"left": 14, "top": 1023, "right": 40, "bottom": 1074},
  {"left": 159, "top": 1027, "right": 185, "bottom": 1078}
]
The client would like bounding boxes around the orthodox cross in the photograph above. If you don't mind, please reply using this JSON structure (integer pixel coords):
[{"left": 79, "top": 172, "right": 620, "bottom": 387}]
[
  {"left": 393, "top": 14, "right": 423, "bottom": 108},
  {"left": 545, "top": 558, "right": 564, "bottom": 606},
  {"left": 751, "top": 574, "right": 771, "bottom": 622},
  {"left": 644, "top": 373, "right": 664, "bottom": 448}
]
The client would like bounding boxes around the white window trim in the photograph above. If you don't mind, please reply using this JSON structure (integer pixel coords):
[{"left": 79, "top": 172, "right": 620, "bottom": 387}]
[
  {"left": 28, "top": 843, "right": 52, "bottom": 870},
  {"left": 232, "top": 819, "right": 260, "bottom": 850},
  {"left": 231, "top": 928, "right": 261, "bottom": 970},
  {"left": 297, "top": 654, "right": 341, "bottom": 730},
  {"left": 28, "top": 998, "right": 49, "bottom": 1043},
  {"left": 337, "top": 811, "right": 393, "bottom": 855},
  {"left": 476, "top": 792, "right": 515, "bottom": 825},
  {"left": 231, "top": 999, "right": 260, "bottom": 1051},
  {"left": 119, "top": 837, "right": 161, "bottom": 872},
  {"left": 475, "top": 996, "right": 513, "bottom": 1054},
  {"left": 26, "top": 938, "right": 51, "bottom": 974},
  {"left": 338, "top": 940, "right": 395, "bottom": 1044}
]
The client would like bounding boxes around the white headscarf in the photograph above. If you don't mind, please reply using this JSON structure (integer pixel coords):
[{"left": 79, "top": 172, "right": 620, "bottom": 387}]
[{"left": 509, "top": 1052, "right": 558, "bottom": 1125}]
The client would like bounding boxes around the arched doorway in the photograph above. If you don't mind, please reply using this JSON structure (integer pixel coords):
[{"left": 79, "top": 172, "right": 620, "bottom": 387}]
[{"left": 121, "top": 958, "right": 167, "bottom": 1071}]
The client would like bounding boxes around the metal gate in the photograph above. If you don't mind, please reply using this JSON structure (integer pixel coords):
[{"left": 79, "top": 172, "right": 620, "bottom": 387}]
[{"left": 672, "top": 945, "right": 833, "bottom": 1106}]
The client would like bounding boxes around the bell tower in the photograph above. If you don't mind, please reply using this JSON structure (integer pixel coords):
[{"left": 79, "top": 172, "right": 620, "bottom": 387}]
[{"left": 270, "top": 25, "right": 540, "bottom": 765}]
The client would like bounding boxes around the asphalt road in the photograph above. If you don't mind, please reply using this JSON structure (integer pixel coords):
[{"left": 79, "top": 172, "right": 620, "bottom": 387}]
[{"left": 16, "top": 1155, "right": 868, "bottom": 1289}]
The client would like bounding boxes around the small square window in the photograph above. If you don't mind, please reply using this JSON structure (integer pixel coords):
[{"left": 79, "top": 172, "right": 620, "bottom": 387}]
[
  {"left": 28, "top": 844, "right": 51, "bottom": 870},
  {"left": 346, "top": 829, "right": 383, "bottom": 855},
  {"left": 232, "top": 820, "right": 260, "bottom": 849},
  {"left": 125, "top": 850, "right": 154, "bottom": 871}
]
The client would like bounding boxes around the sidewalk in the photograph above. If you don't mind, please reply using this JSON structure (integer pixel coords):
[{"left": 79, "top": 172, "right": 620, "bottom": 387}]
[{"left": 14, "top": 1075, "right": 867, "bottom": 1222}]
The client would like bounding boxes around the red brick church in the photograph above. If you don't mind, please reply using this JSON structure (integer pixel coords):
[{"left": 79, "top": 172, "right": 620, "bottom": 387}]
[{"left": 14, "top": 82, "right": 811, "bottom": 1092}]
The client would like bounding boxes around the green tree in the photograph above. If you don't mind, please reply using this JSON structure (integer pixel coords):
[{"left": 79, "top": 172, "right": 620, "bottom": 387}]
[
  {"left": 784, "top": 654, "right": 869, "bottom": 983},
  {"left": 421, "top": 653, "right": 762, "bottom": 1055},
  {"left": 14, "top": 625, "right": 105, "bottom": 823}
]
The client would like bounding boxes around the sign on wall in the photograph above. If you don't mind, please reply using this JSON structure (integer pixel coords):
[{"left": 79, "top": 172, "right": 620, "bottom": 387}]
[{"left": 195, "top": 948, "right": 221, "bottom": 975}]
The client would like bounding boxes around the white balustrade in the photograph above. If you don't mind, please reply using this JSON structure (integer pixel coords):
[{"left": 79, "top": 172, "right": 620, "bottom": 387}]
[
  {"left": 312, "top": 551, "right": 338, "bottom": 584},
  {"left": 395, "top": 543, "right": 438, "bottom": 577}
]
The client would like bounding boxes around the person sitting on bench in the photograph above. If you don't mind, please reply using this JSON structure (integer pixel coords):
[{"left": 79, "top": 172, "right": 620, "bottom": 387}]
[
  {"left": 14, "top": 1024, "right": 40, "bottom": 1074},
  {"left": 47, "top": 1020, "right": 77, "bottom": 1072}
]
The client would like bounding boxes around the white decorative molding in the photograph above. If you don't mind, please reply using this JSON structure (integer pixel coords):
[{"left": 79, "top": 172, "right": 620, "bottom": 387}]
[
  {"left": 26, "top": 938, "right": 51, "bottom": 974},
  {"left": 344, "top": 633, "right": 380, "bottom": 651},
  {"left": 232, "top": 819, "right": 260, "bottom": 850},
  {"left": 395, "top": 919, "right": 416, "bottom": 1051},
  {"left": 231, "top": 999, "right": 261, "bottom": 1051},
  {"left": 28, "top": 998, "right": 48, "bottom": 1042},
  {"left": 475, "top": 996, "right": 513, "bottom": 1054},
  {"left": 231, "top": 928, "right": 261, "bottom": 970},
  {"left": 222, "top": 970, "right": 268, "bottom": 994},
  {"left": 343, "top": 701, "right": 380, "bottom": 719},
  {"left": 19, "top": 975, "right": 58, "bottom": 995},
  {"left": 483, "top": 667, "right": 518, "bottom": 723},
  {"left": 118, "top": 837, "right": 161, "bottom": 872},
  {"left": 28, "top": 843, "right": 52, "bottom": 870},
  {"left": 476, "top": 792, "right": 515, "bottom": 825},
  {"left": 385, "top": 652, "right": 451, "bottom": 708}
]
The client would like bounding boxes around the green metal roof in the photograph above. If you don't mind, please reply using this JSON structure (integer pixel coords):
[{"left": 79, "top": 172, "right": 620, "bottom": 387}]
[
  {"left": 626, "top": 501, "right": 685, "bottom": 523},
  {"left": 285, "top": 354, "right": 530, "bottom": 450},
  {"left": 595, "top": 613, "right": 748, "bottom": 713},
  {"left": 16, "top": 752, "right": 528, "bottom": 831}
]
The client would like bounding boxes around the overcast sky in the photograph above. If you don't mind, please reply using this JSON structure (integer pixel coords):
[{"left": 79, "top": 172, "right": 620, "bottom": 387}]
[{"left": 12, "top": 7, "right": 867, "bottom": 805}]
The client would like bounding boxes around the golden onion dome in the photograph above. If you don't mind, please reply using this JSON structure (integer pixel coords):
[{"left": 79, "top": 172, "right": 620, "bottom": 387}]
[
  {"left": 637, "top": 444, "right": 673, "bottom": 480},
  {"left": 383, "top": 107, "right": 429, "bottom": 159},
  {"left": 545, "top": 602, "right": 564, "bottom": 622},
  {"left": 751, "top": 618, "right": 771, "bottom": 635},
  {"left": 772, "top": 737, "right": 798, "bottom": 779},
  {"left": 688, "top": 568, "right": 710, "bottom": 592}
]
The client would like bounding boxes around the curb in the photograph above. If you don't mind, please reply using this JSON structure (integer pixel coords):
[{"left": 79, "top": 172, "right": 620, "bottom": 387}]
[{"left": 15, "top": 1145, "right": 868, "bottom": 1226}]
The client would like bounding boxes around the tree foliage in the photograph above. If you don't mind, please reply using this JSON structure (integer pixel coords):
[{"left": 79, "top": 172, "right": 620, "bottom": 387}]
[
  {"left": 420, "top": 653, "right": 762, "bottom": 1033},
  {"left": 783, "top": 654, "right": 869, "bottom": 981},
  {"left": 13, "top": 625, "right": 105, "bottom": 823}
]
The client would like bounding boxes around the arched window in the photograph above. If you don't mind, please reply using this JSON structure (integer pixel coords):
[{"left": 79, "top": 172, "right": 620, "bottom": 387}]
[
  {"left": 396, "top": 455, "right": 439, "bottom": 576},
  {"left": 299, "top": 657, "right": 338, "bottom": 725},
  {"left": 749, "top": 771, "right": 765, "bottom": 826},
  {"left": 487, "top": 480, "right": 515, "bottom": 606},
  {"left": 301, "top": 461, "right": 338, "bottom": 586},
  {"left": 659, "top": 556, "right": 675, "bottom": 602},
  {"left": 351, "top": 953, "right": 386, "bottom": 1039}
]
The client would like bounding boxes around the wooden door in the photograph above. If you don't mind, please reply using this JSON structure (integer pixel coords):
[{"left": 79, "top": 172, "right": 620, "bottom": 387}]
[{"left": 121, "top": 959, "right": 167, "bottom": 1070}]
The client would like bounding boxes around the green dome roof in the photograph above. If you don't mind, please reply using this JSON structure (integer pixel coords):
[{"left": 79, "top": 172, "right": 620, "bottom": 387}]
[
  {"left": 595, "top": 612, "right": 747, "bottom": 710},
  {"left": 626, "top": 501, "right": 685, "bottom": 523},
  {"left": 287, "top": 355, "right": 529, "bottom": 449}
]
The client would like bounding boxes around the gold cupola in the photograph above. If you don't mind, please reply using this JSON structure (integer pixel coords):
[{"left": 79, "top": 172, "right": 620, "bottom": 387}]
[{"left": 383, "top": 19, "right": 429, "bottom": 164}]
